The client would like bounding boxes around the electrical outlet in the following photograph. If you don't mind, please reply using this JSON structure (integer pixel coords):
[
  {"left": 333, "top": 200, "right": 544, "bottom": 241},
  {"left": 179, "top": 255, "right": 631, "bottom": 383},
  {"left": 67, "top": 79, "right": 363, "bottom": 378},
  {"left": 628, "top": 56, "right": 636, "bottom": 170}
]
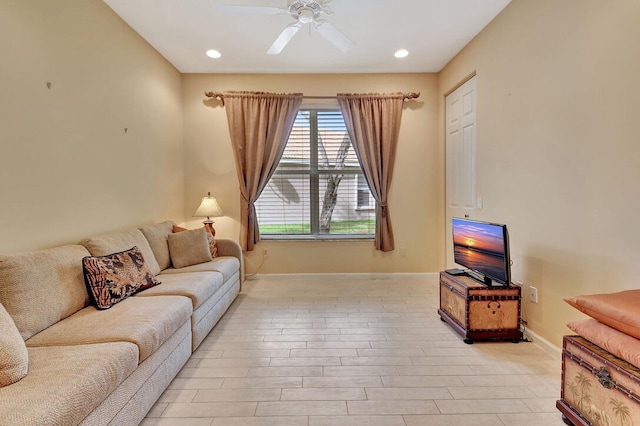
[
  {"left": 399, "top": 247, "right": 407, "bottom": 257},
  {"left": 263, "top": 248, "right": 268, "bottom": 258},
  {"left": 529, "top": 286, "right": 538, "bottom": 304}
]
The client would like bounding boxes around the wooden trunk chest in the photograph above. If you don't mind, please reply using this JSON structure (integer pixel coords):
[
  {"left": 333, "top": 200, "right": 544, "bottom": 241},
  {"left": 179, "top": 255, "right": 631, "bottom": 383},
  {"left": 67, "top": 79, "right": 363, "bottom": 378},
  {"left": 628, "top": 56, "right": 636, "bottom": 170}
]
[
  {"left": 557, "top": 335, "right": 640, "bottom": 426},
  {"left": 438, "top": 271, "right": 522, "bottom": 344}
]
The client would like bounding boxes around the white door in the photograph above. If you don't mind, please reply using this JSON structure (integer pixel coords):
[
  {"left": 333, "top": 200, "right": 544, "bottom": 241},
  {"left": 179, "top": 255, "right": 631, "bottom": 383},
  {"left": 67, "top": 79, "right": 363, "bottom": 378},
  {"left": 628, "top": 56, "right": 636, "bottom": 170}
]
[{"left": 446, "top": 76, "right": 477, "bottom": 267}]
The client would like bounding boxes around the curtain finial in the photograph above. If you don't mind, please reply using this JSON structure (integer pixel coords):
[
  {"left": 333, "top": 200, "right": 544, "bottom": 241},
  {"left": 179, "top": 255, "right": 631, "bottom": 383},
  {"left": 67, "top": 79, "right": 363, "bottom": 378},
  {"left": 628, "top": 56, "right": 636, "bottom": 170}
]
[
  {"left": 404, "top": 92, "right": 420, "bottom": 101},
  {"left": 205, "top": 91, "right": 225, "bottom": 105}
]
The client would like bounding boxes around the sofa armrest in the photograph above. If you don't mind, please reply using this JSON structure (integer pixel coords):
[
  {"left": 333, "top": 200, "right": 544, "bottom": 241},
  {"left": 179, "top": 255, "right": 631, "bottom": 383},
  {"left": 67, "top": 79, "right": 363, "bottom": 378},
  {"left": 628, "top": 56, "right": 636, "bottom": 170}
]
[{"left": 215, "top": 238, "right": 244, "bottom": 283}]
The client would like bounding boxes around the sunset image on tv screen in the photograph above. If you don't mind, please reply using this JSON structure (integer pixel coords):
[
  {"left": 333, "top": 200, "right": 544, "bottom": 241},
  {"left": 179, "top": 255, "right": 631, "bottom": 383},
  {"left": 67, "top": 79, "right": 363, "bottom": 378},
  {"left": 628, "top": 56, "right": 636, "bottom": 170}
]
[
  {"left": 453, "top": 221, "right": 504, "bottom": 255},
  {"left": 452, "top": 218, "right": 507, "bottom": 282}
]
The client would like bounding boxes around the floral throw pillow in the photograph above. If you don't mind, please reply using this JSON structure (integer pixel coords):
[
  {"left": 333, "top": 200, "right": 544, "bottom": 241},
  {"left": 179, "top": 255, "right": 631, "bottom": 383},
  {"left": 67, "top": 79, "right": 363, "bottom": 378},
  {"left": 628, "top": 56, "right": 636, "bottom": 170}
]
[{"left": 82, "top": 246, "right": 161, "bottom": 309}]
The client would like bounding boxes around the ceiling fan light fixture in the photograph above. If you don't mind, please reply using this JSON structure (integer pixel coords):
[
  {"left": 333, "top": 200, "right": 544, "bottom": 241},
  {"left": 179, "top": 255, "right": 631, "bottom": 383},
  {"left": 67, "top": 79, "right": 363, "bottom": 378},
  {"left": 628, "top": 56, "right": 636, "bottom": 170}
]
[
  {"left": 206, "top": 49, "right": 222, "bottom": 59},
  {"left": 394, "top": 49, "right": 409, "bottom": 58},
  {"left": 298, "top": 8, "right": 315, "bottom": 24}
]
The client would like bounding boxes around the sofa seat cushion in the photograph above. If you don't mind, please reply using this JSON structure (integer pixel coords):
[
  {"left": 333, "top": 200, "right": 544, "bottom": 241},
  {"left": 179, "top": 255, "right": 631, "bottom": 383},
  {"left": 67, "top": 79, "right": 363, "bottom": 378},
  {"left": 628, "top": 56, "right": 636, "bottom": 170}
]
[
  {"left": 160, "top": 256, "right": 240, "bottom": 282},
  {"left": 80, "top": 228, "right": 161, "bottom": 276},
  {"left": 0, "top": 244, "right": 90, "bottom": 340},
  {"left": 0, "top": 342, "right": 138, "bottom": 426},
  {"left": 25, "top": 296, "right": 191, "bottom": 362},
  {"left": 135, "top": 272, "right": 224, "bottom": 310}
]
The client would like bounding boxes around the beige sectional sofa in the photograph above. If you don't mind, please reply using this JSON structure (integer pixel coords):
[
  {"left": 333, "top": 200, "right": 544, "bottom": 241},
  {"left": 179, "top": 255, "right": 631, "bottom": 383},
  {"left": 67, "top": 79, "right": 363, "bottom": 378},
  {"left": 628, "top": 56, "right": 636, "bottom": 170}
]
[{"left": 0, "top": 221, "right": 242, "bottom": 425}]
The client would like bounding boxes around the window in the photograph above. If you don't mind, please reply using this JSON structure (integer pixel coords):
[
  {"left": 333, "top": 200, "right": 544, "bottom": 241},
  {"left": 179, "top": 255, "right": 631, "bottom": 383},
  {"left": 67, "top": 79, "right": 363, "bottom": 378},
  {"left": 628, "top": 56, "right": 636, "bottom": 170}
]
[
  {"left": 255, "top": 109, "right": 375, "bottom": 239},
  {"left": 356, "top": 174, "right": 375, "bottom": 210}
]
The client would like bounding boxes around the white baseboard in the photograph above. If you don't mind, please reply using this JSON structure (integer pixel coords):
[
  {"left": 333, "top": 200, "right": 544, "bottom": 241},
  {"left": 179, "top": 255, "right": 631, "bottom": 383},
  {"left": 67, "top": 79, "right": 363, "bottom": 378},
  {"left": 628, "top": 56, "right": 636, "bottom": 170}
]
[
  {"left": 247, "top": 272, "right": 439, "bottom": 280},
  {"left": 523, "top": 327, "right": 562, "bottom": 360}
]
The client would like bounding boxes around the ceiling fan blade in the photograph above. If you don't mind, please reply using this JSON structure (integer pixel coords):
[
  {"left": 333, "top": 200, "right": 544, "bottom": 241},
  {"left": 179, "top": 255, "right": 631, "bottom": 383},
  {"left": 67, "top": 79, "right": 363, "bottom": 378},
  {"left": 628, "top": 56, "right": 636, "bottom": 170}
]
[
  {"left": 267, "top": 23, "right": 302, "bottom": 55},
  {"left": 314, "top": 20, "right": 355, "bottom": 53},
  {"left": 218, "top": 5, "right": 285, "bottom": 15}
]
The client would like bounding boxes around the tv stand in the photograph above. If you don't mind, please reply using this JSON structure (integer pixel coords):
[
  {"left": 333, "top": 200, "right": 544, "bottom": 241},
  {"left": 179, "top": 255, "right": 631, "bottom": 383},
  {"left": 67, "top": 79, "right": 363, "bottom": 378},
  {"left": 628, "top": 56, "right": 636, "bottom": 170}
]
[
  {"left": 438, "top": 271, "right": 522, "bottom": 344},
  {"left": 464, "top": 269, "right": 494, "bottom": 286}
]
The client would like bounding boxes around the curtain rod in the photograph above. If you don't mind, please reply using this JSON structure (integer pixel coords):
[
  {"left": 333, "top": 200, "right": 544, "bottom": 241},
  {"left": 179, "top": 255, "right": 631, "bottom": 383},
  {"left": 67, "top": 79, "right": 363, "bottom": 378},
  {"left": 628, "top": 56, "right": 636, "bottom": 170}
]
[
  {"left": 301, "top": 94, "right": 420, "bottom": 100},
  {"left": 204, "top": 91, "right": 420, "bottom": 103}
]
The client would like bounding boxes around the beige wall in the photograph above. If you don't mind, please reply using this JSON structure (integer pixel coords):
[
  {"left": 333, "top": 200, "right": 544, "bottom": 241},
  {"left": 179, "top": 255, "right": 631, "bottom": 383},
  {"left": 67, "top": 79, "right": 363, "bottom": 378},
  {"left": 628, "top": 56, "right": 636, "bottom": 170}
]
[
  {"left": 439, "top": 0, "right": 640, "bottom": 347},
  {"left": 181, "top": 73, "right": 444, "bottom": 274},
  {"left": 0, "top": 0, "right": 185, "bottom": 253}
]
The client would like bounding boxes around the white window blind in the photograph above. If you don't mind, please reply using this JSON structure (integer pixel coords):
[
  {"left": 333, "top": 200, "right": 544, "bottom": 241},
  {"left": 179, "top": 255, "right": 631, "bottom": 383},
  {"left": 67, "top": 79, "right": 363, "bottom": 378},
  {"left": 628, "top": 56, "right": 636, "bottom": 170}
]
[{"left": 255, "top": 109, "right": 375, "bottom": 238}]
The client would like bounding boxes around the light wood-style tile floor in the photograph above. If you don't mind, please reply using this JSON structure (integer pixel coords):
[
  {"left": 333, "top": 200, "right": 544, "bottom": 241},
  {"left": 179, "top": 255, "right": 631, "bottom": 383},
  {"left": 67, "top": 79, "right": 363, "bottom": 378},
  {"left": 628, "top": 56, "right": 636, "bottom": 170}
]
[{"left": 141, "top": 274, "right": 566, "bottom": 426}]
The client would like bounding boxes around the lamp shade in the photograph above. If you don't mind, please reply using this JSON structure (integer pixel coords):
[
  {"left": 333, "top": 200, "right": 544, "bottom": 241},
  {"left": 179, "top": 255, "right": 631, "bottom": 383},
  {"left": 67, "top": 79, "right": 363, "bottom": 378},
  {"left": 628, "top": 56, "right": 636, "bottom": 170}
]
[{"left": 193, "top": 192, "right": 224, "bottom": 218}]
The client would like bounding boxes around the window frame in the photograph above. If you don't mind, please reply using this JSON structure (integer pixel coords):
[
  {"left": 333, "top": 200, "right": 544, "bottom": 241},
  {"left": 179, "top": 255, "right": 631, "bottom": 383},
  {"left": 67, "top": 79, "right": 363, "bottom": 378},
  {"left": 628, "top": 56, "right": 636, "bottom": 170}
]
[{"left": 258, "top": 107, "right": 375, "bottom": 241}]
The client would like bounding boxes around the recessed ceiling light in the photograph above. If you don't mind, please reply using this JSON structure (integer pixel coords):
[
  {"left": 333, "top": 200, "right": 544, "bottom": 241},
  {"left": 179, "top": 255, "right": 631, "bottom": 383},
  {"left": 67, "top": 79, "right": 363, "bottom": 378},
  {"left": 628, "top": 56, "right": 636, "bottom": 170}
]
[
  {"left": 206, "top": 49, "right": 221, "bottom": 59},
  {"left": 394, "top": 49, "right": 409, "bottom": 58}
]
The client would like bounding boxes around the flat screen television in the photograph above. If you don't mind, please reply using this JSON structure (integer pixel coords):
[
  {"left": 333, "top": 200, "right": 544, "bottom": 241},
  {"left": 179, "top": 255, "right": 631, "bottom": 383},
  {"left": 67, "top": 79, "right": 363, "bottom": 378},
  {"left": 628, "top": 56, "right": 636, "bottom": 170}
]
[{"left": 451, "top": 217, "right": 511, "bottom": 286}]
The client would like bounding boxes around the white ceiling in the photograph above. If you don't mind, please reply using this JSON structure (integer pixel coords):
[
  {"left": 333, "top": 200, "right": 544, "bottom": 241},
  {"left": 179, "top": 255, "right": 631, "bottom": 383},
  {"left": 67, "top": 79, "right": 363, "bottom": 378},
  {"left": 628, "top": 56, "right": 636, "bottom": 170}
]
[{"left": 103, "top": 0, "right": 511, "bottom": 74}]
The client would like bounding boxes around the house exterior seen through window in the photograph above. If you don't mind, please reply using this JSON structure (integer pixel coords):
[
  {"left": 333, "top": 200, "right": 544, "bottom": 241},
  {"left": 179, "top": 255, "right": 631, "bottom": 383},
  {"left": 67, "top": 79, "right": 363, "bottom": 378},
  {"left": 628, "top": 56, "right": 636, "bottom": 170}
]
[{"left": 255, "top": 109, "right": 375, "bottom": 239}]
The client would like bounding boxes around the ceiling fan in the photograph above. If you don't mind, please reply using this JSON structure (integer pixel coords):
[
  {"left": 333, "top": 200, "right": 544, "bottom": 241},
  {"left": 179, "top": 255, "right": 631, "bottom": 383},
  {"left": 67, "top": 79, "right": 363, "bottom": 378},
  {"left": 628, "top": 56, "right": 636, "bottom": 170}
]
[{"left": 219, "top": 0, "right": 355, "bottom": 54}]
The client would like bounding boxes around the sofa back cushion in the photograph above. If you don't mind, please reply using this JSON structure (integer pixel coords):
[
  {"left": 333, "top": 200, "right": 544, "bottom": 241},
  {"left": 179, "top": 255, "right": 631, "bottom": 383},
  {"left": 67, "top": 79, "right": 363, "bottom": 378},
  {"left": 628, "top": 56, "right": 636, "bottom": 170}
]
[
  {"left": 0, "top": 303, "right": 29, "bottom": 386},
  {"left": 80, "top": 228, "right": 161, "bottom": 276},
  {"left": 0, "top": 245, "right": 90, "bottom": 340},
  {"left": 139, "top": 221, "right": 175, "bottom": 271}
]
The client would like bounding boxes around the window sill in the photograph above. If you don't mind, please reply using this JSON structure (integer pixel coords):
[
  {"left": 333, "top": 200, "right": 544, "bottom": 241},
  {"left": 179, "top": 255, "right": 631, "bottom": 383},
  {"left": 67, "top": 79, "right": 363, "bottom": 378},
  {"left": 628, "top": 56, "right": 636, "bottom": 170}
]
[{"left": 261, "top": 235, "right": 374, "bottom": 242}]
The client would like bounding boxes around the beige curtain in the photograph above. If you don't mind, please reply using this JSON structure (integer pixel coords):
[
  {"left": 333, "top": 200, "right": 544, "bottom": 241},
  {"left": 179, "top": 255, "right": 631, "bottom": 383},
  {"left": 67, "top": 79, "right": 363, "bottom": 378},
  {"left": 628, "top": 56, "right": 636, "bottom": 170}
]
[
  {"left": 221, "top": 91, "right": 303, "bottom": 251},
  {"left": 337, "top": 93, "right": 408, "bottom": 252}
]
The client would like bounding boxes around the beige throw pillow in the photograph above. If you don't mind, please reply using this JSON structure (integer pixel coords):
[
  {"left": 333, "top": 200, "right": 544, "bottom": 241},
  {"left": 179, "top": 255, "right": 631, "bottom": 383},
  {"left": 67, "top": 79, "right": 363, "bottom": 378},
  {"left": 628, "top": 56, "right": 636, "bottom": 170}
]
[
  {"left": 167, "top": 228, "right": 213, "bottom": 269},
  {"left": 0, "top": 303, "right": 28, "bottom": 387},
  {"left": 173, "top": 225, "right": 218, "bottom": 258}
]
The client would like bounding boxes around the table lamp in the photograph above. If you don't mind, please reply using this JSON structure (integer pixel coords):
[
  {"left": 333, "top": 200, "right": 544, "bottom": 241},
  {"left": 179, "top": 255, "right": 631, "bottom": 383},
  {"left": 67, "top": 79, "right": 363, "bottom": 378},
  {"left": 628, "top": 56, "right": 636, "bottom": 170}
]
[{"left": 193, "top": 192, "right": 224, "bottom": 236}]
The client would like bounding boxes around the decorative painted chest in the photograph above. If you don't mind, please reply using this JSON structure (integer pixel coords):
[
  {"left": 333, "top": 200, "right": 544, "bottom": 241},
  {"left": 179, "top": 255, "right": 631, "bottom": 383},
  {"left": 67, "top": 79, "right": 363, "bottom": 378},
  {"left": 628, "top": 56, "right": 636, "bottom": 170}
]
[
  {"left": 437, "top": 271, "right": 522, "bottom": 344},
  {"left": 557, "top": 335, "right": 640, "bottom": 426}
]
